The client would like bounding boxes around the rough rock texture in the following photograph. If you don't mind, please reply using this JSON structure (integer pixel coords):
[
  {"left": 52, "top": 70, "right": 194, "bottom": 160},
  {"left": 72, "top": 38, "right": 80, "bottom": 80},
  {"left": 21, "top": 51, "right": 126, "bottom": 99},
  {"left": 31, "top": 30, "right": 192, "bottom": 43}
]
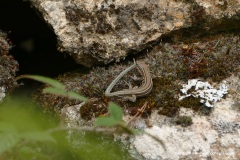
[
  {"left": 27, "top": 0, "right": 240, "bottom": 157},
  {"left": 61, "top": 74, "right": 240, "bottom": 160},
  {"left": 131, "top": 96, "right": 240, "bottom": 160},
  {"left": 29, "top": 0, "right": 240, "bottom": 67},
  {"left": 34, "top": 33, "right": 240, "bottom": 115},
  {"left": 0, "top": 31, "right": 19, "bottom": 101},
  {"left": 32, "top": 30, "right": 240, "bottom": 159}
]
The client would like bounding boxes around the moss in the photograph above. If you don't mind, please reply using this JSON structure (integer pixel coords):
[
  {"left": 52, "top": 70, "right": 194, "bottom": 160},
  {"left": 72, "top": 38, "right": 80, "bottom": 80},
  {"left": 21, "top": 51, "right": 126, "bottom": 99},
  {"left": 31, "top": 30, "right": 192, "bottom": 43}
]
[
  {"left": 190, "top": 35, "right": 240, "bottom": 82},
  {"left": 198, "top": 106, "right": 213, "bottom": 116},
  {"left": 126, "top": 74, "right": 212, "bottom": 117},
  {"left": 79, "top": 98, "right": 108, "bottom": 120},
  {"left": 152, "top": 33, "right": 240, "bottom": 82},
  {"left": 126, "top": 98, "right": 155, "bottom": 118},
  {"left": 178, "top": 46, "right": 208, "bottom": 79},
  {"left": 151, "top": 77, "right": 181, "bottom": 117},
  {"left": 179, "top": 97, "right": 201, "bottom": 110},
  {"left": 114, "top": 76, "right": 181, "bottom": 118},
  {"left": 34, "top": 32, "right": 240, "bottom": 119},
  {"left": 0, "top": 32, "right": 19, "bottom": 93},
  {"left": 202, "top": 45, "right": 240, "bottom": 82},
  {"left": 175, "top": 116, "right": 193, "bottom": 127}
]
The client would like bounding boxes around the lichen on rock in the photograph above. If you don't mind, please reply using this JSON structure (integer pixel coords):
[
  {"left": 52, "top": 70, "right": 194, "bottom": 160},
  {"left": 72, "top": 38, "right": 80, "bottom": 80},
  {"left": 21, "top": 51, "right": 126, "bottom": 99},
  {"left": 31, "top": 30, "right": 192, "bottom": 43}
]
[{"left": 179, "top": 79, "right": 228, "bottom": 107}]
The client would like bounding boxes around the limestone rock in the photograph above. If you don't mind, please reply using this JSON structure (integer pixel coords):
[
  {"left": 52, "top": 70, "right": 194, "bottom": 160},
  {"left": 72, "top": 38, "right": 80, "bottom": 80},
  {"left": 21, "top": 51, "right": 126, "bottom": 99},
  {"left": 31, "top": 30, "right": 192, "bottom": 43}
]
[
  {"left": 39, "top": 32, "right": 240, "bottom": 159},
  {"left": 28, "top": 0, "right": 240, "bottom": 67},
  {"left": 130, "top": 96, "right": 240, "bottom": 160},
  {"left": 60, "top": 75, "right": 240, "bottom": 159}
]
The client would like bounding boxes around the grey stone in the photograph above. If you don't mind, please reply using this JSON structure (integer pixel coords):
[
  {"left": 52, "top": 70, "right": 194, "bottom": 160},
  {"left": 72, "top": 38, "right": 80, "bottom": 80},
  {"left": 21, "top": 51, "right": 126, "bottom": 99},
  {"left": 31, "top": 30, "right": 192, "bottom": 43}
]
[{"left": 28, "top": 0, "right": 240, "bottom": 67}]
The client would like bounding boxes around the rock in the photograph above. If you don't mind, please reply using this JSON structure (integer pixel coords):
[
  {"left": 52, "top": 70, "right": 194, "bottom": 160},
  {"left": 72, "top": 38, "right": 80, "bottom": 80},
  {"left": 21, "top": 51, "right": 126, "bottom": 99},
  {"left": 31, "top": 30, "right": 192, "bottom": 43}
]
[
  {"left": 57, "top": 69, "right": 240, "bottom": 160},
  {"left": 130, "top": 94, "right": 240, "bottom": 160},
  {"left": 127, "top": 74, "right": 240, "bottom": 159},
  {"left": 34, "top": 32, "right": 240, "bottom": 159},
  {"left": 29, "top": 0, "right": 240, "bottom": 67},
  {"left": 34, "top": 32, "right": 240, "bottom": 112},
  {"left": 0, "top": 31, "right": 19, "bottom": 101},
  {"left": 60, "top": 78, "right": 240, "bottom": 159}
]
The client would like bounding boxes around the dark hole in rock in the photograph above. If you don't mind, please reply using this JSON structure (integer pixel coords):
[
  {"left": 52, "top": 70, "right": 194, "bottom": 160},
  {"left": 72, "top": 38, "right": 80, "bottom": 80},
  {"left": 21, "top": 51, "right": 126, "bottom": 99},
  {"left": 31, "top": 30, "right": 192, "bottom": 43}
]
[{"left": 0, "top": 0, "right": 81, "bottom": 77}]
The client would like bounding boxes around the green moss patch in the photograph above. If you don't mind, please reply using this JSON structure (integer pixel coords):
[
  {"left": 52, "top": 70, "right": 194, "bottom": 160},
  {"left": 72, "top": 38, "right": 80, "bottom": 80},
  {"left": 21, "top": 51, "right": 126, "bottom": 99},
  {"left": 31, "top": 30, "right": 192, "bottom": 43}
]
[
  {"left": 175, "top": 116, "right": 193, "bottom": 127},
  {"left": 34, "top": 33, "right": 239, "bottom": 119}
]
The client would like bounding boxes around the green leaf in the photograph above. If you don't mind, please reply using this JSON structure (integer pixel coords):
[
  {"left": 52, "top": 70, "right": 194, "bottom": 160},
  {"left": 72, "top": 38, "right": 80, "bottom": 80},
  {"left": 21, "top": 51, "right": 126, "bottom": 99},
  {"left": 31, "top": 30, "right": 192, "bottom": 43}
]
[
  {"left": 95, "top": 117, "right": 119, "bottom": 127},
  {"left": 18, "top": 146, "right": 51, "bottom": 160},
  {"left": 95, "top": 103, "right": 123, "bottom": 127},
  {"left": 19, "top": 146, "right": 35, "bottom": 154},
  {"left": 20, "top": 131, "right": 56, "bottom": 143},
  {"left": 43, "top": 87, "right": 88, "bottom": 102},
  {"left": 43, "top": 87, "right": 67, "bottom": 95},
  {"left": 67, "top": 91, "right": 88, "bottom": 101},
  {"left": 18, "top": 146, "right": 37, "bottom": 159},
  {"left": 17, "top": 75, "right": 65, "bottom": 90},
  {"left": 108, "top": 103, "right": 123, "bottom": 121},
  {"left": 0, "top": 133, "right": 20, "bottom": 154},
  {"left": 0, "top": 122, "right": 17, "bottom": 133}
]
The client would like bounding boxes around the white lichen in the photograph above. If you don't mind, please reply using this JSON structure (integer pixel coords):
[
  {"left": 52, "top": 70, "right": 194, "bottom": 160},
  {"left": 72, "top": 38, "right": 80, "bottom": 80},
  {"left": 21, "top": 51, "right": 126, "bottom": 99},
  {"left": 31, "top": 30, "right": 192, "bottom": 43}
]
[{"left": 179, "top": 79, "right": 228, "bottom": 107}]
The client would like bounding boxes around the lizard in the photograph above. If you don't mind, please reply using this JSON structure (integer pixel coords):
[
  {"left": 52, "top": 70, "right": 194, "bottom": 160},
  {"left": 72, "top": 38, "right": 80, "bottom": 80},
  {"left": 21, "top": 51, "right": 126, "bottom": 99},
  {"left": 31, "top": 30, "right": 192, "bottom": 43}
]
[{"left": 105, "top": 60, "right": 153, "bottom": 102}]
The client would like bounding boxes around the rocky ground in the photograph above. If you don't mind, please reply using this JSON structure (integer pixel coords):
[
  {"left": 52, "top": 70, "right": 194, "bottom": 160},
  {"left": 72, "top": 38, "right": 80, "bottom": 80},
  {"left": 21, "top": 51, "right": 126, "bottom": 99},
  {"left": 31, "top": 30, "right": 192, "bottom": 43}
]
[
  {"left": 2, "top": 0, "right": 240, "bottom": 159},
  {"left": 38, "top": 32, "right": 240, "bottom": 160}
]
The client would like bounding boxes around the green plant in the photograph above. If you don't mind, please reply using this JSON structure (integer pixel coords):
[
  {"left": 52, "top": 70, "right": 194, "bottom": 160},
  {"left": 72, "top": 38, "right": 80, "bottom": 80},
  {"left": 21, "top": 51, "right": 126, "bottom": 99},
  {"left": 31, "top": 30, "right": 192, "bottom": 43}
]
[
  {"left": 95, "top": 102, "right": 140, "bottom": 135},
  {"left": 17, "top": 75, "right": 88, "bottom": 102},
  {"left": 0, "top": 98, "right": 73, "bottom": 160},
  {"left": 4, "top": 75, "right": 166, "bottom": 159},
  {"left": 17, "top": 75, "right": 138, "bottom": 135}
]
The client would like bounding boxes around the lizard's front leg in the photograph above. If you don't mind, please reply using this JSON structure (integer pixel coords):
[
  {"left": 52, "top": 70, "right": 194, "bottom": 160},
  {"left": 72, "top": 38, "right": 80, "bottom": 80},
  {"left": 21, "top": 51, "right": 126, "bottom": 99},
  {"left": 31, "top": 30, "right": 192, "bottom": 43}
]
[
  {"left": 125, "top": 81, "right": 138, "bottom": 90},
  {"left": 122, "top": 94, "right": 137, "bottom": 102}
]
